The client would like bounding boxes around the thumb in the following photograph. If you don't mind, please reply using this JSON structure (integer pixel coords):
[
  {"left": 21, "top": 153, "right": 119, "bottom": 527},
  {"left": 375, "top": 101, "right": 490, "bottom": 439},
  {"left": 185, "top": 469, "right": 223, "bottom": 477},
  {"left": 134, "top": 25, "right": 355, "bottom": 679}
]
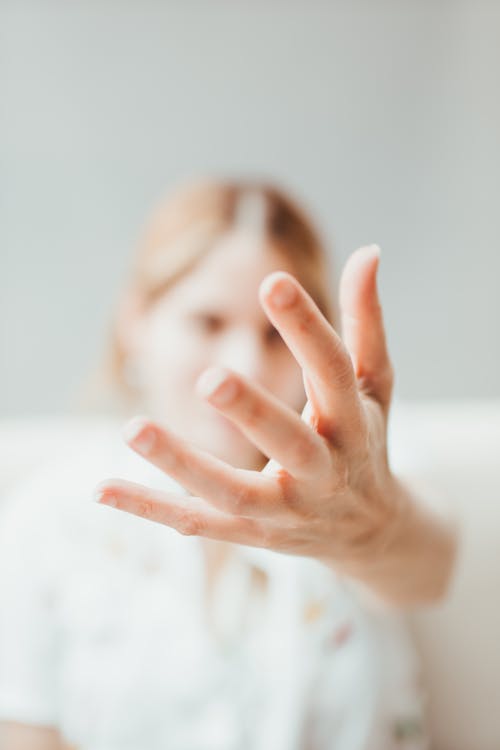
[{"left": 338, "top": 244, "right": 394, "bottom": 409}]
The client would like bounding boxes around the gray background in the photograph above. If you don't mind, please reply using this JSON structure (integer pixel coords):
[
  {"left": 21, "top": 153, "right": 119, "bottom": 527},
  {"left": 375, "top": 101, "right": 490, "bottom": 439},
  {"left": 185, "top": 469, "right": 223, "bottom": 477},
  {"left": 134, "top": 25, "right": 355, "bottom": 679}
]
[{"left": 1, "top": 0, "right": 499, "bottom": 416}]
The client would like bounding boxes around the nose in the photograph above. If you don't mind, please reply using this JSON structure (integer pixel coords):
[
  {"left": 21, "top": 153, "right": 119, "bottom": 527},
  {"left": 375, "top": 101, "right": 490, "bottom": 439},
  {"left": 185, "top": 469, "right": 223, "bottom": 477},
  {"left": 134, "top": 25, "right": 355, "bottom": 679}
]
[{"left": 213, "top": 328, "right": 266, "bottom": 384}]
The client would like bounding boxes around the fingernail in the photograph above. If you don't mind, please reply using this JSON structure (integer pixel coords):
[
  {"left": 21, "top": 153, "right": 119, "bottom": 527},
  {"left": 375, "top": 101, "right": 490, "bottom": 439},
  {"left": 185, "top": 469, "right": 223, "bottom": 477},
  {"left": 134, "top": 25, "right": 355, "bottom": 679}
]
[
  {"left": 370, "top": 245, "right": 381, "bottom": 283},
  {"left": 93, "top": 484, "right": 117, "bottom": 507},
  {"left": 261, "top": 275, "right": 296, "bottom": 309},
  {"left": 197, "top": 367, "right": 238, "bottom": 405},
  {"left": 122, "top": 417, "right": 156, "bottom": 453}
]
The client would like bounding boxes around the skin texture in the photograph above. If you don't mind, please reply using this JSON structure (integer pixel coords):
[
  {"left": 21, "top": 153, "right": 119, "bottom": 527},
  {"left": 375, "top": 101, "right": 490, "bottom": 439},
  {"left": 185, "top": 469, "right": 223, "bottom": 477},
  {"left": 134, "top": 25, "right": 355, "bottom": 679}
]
[{"left": 95, "top": 234, "right": 457, "bottom": 607}]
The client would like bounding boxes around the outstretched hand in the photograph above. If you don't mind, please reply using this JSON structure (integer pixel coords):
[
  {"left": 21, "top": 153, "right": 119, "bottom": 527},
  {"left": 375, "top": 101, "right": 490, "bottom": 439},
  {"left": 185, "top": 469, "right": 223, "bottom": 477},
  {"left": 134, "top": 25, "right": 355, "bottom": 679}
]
[{"left": 94, "top": 245, "right": 456, "bottom": 607}]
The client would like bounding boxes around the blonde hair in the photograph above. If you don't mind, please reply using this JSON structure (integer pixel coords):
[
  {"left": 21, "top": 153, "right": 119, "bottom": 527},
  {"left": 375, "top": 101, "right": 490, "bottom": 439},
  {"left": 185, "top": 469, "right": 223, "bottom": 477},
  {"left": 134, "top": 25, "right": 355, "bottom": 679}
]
[{"left": 78, "top": 176, "right": 337, "bottom": 415}]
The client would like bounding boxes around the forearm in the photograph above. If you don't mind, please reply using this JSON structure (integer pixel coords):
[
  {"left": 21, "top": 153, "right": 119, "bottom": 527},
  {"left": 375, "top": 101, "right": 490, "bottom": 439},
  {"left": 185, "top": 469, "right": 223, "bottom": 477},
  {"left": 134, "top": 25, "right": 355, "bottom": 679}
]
[{"left": 322, "top": 474, "right": 459, "bottom": 610}]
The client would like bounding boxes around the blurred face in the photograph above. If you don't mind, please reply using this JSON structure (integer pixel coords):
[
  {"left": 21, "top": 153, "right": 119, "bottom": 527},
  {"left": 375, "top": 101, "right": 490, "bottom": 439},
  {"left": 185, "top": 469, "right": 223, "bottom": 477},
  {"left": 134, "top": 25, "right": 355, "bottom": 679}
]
[{"left": 124, "top": 229, "right": 307, "bottom": 470}]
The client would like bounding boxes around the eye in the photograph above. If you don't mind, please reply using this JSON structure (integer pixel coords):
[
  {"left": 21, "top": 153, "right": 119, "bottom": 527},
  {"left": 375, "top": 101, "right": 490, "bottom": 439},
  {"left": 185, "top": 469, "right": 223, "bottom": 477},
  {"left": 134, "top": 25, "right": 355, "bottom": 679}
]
[{"left": 189, "top": 312, "right": 225, "bottom": 334}]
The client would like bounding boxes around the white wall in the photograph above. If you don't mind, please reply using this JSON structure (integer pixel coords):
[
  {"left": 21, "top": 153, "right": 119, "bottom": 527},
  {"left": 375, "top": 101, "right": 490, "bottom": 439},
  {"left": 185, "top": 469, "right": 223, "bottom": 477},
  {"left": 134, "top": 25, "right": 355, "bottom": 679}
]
[{"left": 1, "top": 0, "right": 499, "bottom": 415}]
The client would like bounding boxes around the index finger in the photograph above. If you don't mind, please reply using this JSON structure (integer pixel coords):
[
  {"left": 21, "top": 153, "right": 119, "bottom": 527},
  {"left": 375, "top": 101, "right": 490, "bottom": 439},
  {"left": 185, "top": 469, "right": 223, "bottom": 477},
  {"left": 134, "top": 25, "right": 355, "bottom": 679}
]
[
  {"left": 339, "top": 245, "right": 394, "bottom": 413},
  {"left": 259, "top": 271, "right": 367, "bottom": 451}
]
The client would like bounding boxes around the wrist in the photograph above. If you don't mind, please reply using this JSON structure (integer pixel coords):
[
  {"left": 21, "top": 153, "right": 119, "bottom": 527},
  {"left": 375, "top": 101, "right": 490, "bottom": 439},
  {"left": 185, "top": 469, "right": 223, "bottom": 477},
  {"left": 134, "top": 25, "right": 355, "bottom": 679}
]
[{"left": 320, "top": 473, "right": 458, "bottom": 609}]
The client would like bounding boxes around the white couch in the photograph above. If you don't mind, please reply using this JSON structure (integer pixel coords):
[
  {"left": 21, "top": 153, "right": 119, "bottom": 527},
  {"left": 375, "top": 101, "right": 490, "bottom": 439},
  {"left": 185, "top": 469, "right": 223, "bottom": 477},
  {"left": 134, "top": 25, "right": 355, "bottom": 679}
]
[{"left": 0, "top": 401, "right": 499, "bottom": 750}]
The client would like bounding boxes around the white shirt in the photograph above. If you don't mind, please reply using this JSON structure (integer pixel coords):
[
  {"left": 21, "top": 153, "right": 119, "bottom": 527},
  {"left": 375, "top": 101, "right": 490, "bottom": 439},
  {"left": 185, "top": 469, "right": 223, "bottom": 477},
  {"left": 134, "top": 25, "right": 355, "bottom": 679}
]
[{"left": 0, "top": 407, "right": 430, "bottom": 749}]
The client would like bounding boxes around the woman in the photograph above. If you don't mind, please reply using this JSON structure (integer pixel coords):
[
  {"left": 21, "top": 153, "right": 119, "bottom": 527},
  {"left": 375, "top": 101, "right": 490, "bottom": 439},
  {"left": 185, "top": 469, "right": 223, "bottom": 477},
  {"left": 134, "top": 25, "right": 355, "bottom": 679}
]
[{"left": 0, "top": 178, "right": 457, "bottom": 749}]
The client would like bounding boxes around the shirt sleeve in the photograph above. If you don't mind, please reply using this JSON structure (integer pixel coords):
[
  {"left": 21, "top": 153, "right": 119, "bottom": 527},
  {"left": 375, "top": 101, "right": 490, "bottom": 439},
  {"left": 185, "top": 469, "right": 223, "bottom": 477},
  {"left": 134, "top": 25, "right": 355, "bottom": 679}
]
[{"left": 0, "top": 473, "right": 63, "bottom": 726}]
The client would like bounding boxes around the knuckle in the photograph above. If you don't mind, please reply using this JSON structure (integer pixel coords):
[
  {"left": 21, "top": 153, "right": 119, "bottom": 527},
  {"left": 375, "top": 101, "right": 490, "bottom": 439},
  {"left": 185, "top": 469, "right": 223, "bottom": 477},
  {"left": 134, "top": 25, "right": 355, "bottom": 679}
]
[
  {"left": 321, "top": 344, "right": 355, "bottom": 390},
  {"left": 336, "top": 358, "right": 357, "bottom": 390},
  {"left": 232, "top": 483, "right": 256, "bottom": 514},
  {"left": 175, "top": 511, "right": 201, "bottom": 536},
  {"left": 136, "top": 499, "right": 154, "bottom": 519},
  {"left": 357, "top": 359, "right": 394, "bottom": 397},
  {"left": 276, "top": 470, "right": 303, "bottom": 517},
  {"left": 291, "top": 435, "right": 325, "bottom": 472},
  {"left": 243, "top": 397, "right": 264, "bottom": 429}
]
